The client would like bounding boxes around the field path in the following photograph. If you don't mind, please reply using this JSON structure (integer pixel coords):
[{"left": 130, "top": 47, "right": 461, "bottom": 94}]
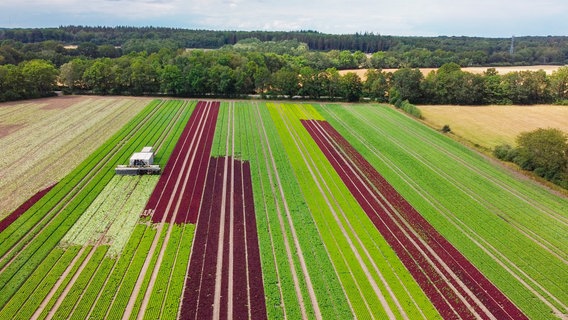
[{"left": 211, "top": 105, "right": 232, "bottom": 319}]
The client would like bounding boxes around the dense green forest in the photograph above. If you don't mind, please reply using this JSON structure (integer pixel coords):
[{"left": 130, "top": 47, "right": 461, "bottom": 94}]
[
  {"left": 1, "top": 26, "right": 568, "bottom": 104},
  {"left": 2, "top": 26, "right": 568, "bottom": 65}
]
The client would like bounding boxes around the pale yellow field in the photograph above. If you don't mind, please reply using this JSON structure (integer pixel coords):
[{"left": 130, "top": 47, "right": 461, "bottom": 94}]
[
  {"left": 339, "top": 65, "right": 564, "bottom": 80},
  {"left": 418, "top": 104, "right": 568, "bottom": 148}
]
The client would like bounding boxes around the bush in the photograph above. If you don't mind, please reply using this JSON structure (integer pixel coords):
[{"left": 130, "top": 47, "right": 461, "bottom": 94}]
[
  {"left": 493, "top": 144, "right": 521, "bottom": 163},
  {"left": 398, "top": 100, "right": 423, "bottom": 119},
  {"left": 494, "top": 144, "right": 512, "bottom": 160}
]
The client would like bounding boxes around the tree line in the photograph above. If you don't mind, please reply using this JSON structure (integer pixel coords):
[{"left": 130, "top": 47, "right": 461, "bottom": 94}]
[{"left": 2, "top": 41, "right": 568, "bottom": 104}]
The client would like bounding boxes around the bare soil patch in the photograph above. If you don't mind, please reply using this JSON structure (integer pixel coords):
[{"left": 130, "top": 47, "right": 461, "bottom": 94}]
[
  {"left": 40, "top": 95, "right": 92, "bottom": 110},
  {"left": 0, "top": 123, "right": 26, "bottom": 138}
]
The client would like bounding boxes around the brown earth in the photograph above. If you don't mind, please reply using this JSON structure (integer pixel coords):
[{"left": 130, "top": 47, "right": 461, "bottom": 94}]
[{"left": 0, "top": 123, "right": 25, "bottom": 138}]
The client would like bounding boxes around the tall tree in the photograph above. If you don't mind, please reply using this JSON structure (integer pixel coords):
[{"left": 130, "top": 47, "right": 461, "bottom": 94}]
[
  {"left": 20, "top": 59, "right": 58, "bottom": 96},
  {"left": 550, "top": 66, "right": 568, "bottom": 101},
  {"left": 503, "top": 71, "right": 551, "bottom": 104},
  {"left": 363, "top": 69, "right": 389, "bottom": 102},
  {"left": 482, "top": 68, "right": 508, "bottom": 104},
  {"left": 298, "top": 66, "right": 323, "bottom": 99},
  {"left": 82, "top": 58, "right": 116, "bottom": 94},
  {"left": 422, "top": 62, "right": 484, "bottom": 104},
  {"left": 59, "top": 58, "right": 89, "bottom": 92},
  {"left": 340, "top": 72, "right": 363, "bottom": 102},
  {"left": 391, "top": 68, "right": 424, "bottom": 103},
  {"left": 321, "top": 68, "right": 341, "bottom": 100},
  {"left": 0, "top": 64, "right": 24, "bottom": 100},
  {"left": 271, "top": 67, "right": 299, "bottom": 97},
  {"left": 159, "top": 64, "right": 182, "bottom": 95},
  {"left": 516, "top": 128, "right": 568, "bottom": 180}
]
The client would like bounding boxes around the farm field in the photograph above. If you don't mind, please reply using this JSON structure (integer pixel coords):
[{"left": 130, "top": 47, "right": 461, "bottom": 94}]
[
  {"left": 0, "top": 98, "right": 567, "bottom": 319},
  {"left": 418, "top": 104, "right": 568, "bottom": 148},
  {"left": 339, "top": 65, "right": 564, "bottom": 79},
  {"left": 0, "top": 96, "right": 152, "bottom": 220}
]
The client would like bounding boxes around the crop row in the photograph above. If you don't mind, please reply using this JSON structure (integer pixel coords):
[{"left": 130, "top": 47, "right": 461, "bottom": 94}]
[
  {"left": 61, "top": 175, "right": 159, "bottom": 256},
  {"left": 145, "top": 100, "right": 220, "bottom": 224},
  {"left": 268, "top": 103, "right": 441, "bottom": 319},
  {"left": 0, "top": 99, "right": 166, "bottom": 309},
  {"left": 251, "top": 102, "right": 352, "bottom": 319},
  {"left": 0, "top": 98, "right": 167, "bottom": 255},
  {"left": 107, "top": 226, "right": 162, "bottom": 318},
  {"left": 229, "top": 102, "right": 308, "bottom": 319},
  {"left": 0, "top": 98, "right": 149, "bottom": 219},
  {"left": 88, "top": 224, "right": 149, "bottom": 319},
  {"left": 318, "top": 104, "right": 568, "bottom": 319},
  {"left": 303, "top": 118, "right": 526, "bottom": 319},
  {"left": 142, "top": 224, "right": 194, "bottom": 320},
  {"left": 209, "top": 102, "right": 353, "bottom": 319},
  {"left": 0, "top": 246, "right": 77, "bottom": 319},
  {"left": 0, "top": 99, "right": 196, "bottom": 314},
  {"left": 60, "top": 100, "right": 196, "bottom": 319},
  {"left": 181, "top": 102, "right": 267, "bottom": 319},
  {"left": 0, "top": 184, "right": 55, "bottom": 233},
  {"left": 36, "top": 245, "right": 94, "bottom": 319},
  {"left": 89, "top": 100, "right": 214, "bottom": 319},
  {"left": 48, "top": 246, "right": 109, "bottom": 319},
  {"left": 0, "top": 98, "right": 162, "bottom": 261},
  {"left": 181, "top": 156, "right": 267, "bottom": 319}
]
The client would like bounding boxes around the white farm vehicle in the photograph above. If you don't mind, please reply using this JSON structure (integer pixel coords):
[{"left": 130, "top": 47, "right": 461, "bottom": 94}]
[{"left": 115, "top": 146, "right": 161, "bottom": 175}]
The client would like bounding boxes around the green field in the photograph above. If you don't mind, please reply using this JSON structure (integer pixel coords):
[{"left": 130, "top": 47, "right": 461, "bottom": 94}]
[
  {"left": 317, "top": 103, "right": 568, "bottom": 319},
  {"left": 0, "top": 98, "right": 566, "bottom": 319}
]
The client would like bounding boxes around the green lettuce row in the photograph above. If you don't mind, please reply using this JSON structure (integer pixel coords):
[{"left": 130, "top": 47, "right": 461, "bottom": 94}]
[
  {"left": 317, "top": 104, "right": 568, "bottom": 319},
  {"left": 36, "top": 246, "right": 94, "bottom": 319},
  {"left": 269, "top": 103, "right": 440, "bottom": 319},
  {"left": 50, "top": 246, "right": 109, "bottom": 319},
  {"left": 68, "top": 253, "right": 116, "bottom": 319},
  {"left": 89, "top": 224, "right": 147, "bottom": 319}
]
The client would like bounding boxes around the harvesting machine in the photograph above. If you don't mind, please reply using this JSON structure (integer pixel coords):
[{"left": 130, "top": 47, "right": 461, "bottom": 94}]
[{"left": 115, "top": 146, "right": 161, "bottom": 175}]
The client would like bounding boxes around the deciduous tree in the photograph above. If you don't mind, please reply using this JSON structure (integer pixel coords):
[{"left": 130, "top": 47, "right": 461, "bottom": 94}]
[{"left": 516, "top": 128, "right": 568, "bottom": 181}]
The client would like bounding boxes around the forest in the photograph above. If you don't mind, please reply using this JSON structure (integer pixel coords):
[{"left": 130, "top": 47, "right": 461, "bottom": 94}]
[
  {"left": 2, "top": 26, "right": 568, "bottom": 65},
  {"left": 1, "top": 26, "right": 568, "bottom": 105}
]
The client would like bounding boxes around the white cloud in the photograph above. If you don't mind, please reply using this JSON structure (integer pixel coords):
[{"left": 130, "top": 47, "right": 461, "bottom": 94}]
[{"left": 1, "top": 0, "right": 567, "bottom": 36}]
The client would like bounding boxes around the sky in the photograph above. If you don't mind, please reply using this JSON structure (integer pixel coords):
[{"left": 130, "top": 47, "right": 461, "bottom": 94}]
[{"left": 0, "top": 0, "right": 567, "bottom": 37}]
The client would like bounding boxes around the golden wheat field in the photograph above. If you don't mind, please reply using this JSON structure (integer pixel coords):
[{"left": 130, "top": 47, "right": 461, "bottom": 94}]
[
  {"left": 418, "top": 104, "right": 568, "bottom": 148},
  {"left": 340, "top": 65, "right": 564, "bottom": 79}
]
